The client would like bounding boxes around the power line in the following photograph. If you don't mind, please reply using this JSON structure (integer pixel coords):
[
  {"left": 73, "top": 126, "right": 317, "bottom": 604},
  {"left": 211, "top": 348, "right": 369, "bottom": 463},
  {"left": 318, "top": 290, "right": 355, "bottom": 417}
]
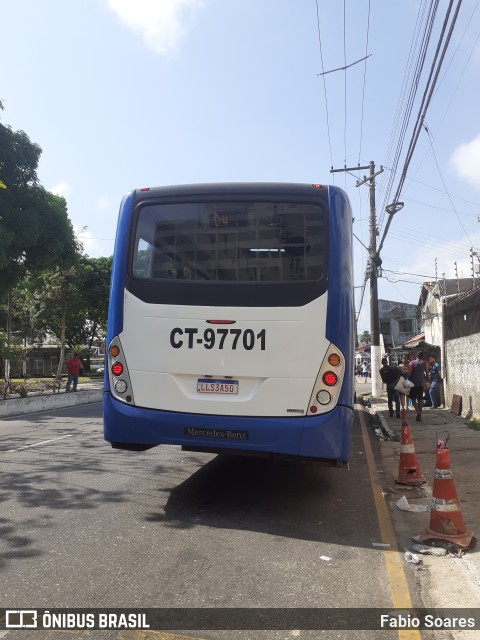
[
  {"left": 358, "top": 0, "right": 371, "bottom": 164},
  {"left": 431, "top": 0, "right": 480, "bottom": 100},
  {"left": 392, "top": 0, "right": 460, "bottom": 203},
  {"left": 384, "top": 276, "right": 429, "bottom": 284},
  {"left": 379, "top": 0, "right": 441, "bottom": 231},
  {"left": 387, "top": 170, "right": 480, "bottom": 208},
  {"left": 317, "top": 54, "right": 371, "bottom": 76},
  {"left": 384, "top": 229, "right": 470, "bottom": 257},
  {"left": 314, "top": 0, "right": 334, "bottom": 167},
  {"left": 405, "top": 1, "right": 480, "bottom": 183},
  {"left": 423, "top": 122, "right": 475, "bottom": 247},
  {"left": 379, "top": 0, "right": 463, "bottom": 255},
  {"left": 383, "top": 268, "right": 436, "bottom": 279},
  {"left": 373, "top": 164, "right": 480, "bottom": 209},
  {"left": 387, "top": 231, "right": 471, "bottom": 256}
]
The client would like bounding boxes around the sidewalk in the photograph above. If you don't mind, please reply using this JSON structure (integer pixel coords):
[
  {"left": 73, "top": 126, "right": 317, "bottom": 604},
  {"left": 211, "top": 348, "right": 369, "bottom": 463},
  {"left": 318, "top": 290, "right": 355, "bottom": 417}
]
[
  {"left": 0, "top": 378, "right": 103, "bottom": 417},
  {"left": 366, "top": 388, "right": 480, "bottom": 613}
]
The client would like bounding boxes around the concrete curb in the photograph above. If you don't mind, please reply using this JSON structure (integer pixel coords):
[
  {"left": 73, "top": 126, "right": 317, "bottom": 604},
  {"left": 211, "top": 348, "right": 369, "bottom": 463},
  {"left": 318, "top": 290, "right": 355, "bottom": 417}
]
[
  {"left": 0, "top": 389, "right": 103, "bottom": 417},
  {"left": 377, "top": 413, "right": 397, "bottom": 439}
]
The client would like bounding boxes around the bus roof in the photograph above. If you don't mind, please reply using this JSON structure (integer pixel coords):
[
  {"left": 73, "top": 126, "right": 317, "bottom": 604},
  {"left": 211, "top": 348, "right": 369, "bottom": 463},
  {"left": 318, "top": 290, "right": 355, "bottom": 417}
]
[{"left": 132, "top": 182, "right": 331, "bottom": 200}]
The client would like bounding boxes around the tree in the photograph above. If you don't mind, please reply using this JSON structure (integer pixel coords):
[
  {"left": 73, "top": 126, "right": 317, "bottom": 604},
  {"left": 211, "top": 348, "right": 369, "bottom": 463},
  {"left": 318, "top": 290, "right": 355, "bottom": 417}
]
[
  {"left": 0, "top": 104, "right": 78, "bottom": 295},
  {"left": 0, "top": 103, "right": 79, "bottom": 380},
  {"left": 359, "top": 330, "right": 372, "bottom": 346},
  {"left": 27, "top": 256, "right": 112, "bottom": 371}
]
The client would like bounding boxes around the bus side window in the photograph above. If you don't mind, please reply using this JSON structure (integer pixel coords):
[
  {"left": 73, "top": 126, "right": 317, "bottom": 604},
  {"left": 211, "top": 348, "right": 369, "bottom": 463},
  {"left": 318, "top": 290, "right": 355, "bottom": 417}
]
[{"left": 134, "top": 239, "right": 153, "bottom": 278}]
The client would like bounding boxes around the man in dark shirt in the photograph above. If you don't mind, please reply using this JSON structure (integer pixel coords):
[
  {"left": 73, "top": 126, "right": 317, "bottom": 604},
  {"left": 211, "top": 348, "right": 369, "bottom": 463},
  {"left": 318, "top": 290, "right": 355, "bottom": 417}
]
[
  {"left": 428, "top": 354, "right": 442, "bottom": 409},
  {"left": 408, "top": 351, "right": 428, "bottom": 422},
  {"left": 379, "top": 357, "right": 402, "bottom": 418}
]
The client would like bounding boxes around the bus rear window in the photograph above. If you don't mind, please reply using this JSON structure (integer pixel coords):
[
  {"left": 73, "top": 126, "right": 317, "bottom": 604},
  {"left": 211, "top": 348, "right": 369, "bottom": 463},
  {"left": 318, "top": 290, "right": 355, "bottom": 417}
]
[{"left": 132, "top": 201, "right": 327, "bottom": 283}]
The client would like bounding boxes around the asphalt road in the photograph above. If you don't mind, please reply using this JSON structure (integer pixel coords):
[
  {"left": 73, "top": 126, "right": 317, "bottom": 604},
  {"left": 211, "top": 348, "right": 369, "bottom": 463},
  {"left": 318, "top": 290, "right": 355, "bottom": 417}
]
[{"left": 0, "top": 401, "right": 420, "bottom": 640}]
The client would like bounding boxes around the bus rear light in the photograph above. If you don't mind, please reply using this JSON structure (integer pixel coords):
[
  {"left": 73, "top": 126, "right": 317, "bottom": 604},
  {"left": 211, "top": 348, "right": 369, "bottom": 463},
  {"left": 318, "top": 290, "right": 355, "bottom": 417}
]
[
  {"left": 328, "top": 353, "right": 341, "bottom": 366},
  {"left": 108, "top": 335, "right": 135, "bottom": 406},
  {"left": 111, "top": 362, "right": 123, "bottom": 376},
  {"left": 309, "top": 405, "right": 318, "bottom": 413},
  {"left": 307, "top": 342, "right": 345, "bottom": 415},
  {"left": 323, "top": 371, "right": 338, "bottom": 386},
  {"left": 115, "top": 380, "right": 127, "bottom": 393},
  {"left": 316, "top": 390, "right": 332, "bottom": 405}
]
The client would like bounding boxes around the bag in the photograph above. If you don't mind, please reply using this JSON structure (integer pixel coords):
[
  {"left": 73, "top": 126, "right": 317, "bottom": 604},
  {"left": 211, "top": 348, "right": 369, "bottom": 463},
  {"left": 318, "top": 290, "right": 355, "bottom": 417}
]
[{"left": 394, "top": 376, "right": 414, "bottom": 392}]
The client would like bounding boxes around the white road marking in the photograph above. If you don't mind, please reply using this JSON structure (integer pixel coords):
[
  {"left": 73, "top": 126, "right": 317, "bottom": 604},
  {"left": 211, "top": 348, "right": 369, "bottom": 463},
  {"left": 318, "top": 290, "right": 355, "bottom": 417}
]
[{"left": 5, "top": 434, "right": 73, "bottom": 453}]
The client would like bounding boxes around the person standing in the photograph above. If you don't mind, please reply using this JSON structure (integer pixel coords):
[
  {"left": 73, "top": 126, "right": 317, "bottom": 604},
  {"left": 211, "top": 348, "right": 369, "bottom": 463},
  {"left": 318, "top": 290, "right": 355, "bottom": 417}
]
[
  {"left": 361, "top": 362, "right": 368, "bottom": 380},
  {"left": 428, "top": 354, "right": 442, "bottom": 409},
  {"left": 379, "top": 357, "right": 402, "bottom": 418},
  {"left": 407, "top": 351, "right": 428, "bottom": 422},
  {"left": 65, "top": 352, "right": 83, "bottom": 392}
]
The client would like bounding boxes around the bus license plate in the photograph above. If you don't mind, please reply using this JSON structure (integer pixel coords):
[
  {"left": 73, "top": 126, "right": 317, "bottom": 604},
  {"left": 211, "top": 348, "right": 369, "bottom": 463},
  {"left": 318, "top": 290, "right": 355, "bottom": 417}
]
[{"left": 197, "top": 379, "right": 239, "bottom": 395}]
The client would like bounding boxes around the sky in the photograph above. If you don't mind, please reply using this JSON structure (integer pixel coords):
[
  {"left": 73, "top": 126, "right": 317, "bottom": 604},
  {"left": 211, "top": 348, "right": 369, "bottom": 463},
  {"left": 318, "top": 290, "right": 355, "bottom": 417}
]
[{"left": 1, "top": 0, "right": 480, "bottom": 333}]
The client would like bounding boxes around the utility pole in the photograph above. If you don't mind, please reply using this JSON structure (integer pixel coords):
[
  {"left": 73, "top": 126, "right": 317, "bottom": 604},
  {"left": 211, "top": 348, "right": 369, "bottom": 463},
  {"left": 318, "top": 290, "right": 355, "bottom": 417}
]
[
  {"left": 471, "top": 248, "right": 479, "bottom": 288},
  {"left": 331, "top": 161, "right": 383, "bottom": 397}
]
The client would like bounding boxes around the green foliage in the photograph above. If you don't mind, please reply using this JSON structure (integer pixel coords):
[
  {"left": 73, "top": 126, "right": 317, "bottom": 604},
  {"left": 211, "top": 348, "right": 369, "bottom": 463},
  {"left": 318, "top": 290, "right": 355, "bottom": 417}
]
[
  {"left": 0, "top": 331, "right": 23, "bottom": 361},
  {"left": 0, "top": 108, "right": 79, "bottom": 297},
  {"left": 24, "top": 255, "right": 112, "bottom": 351},
  {"left": 0, "top": 105, "right": 110, "bottom": 364},
  {"left": 18, "top": 384, "right": 28, "bottom": 398},
  {"left": 359, "top": 330, "right": 372, "bottom": 346},
  {"left": 465, "top": 418, "right": 480, "bottom": 431},
  {"left": 0, "top": 331, "right": 23, "bottom": 379},
  {"left": 0, "top": 117, "right": 41, "bottom": 189}
]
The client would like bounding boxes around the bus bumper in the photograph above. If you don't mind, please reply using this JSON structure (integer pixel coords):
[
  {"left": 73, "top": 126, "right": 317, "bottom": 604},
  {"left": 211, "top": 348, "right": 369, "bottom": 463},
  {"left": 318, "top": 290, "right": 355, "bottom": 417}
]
[{"left": 103, "top": 393, "right": 354, "bottom": 462}]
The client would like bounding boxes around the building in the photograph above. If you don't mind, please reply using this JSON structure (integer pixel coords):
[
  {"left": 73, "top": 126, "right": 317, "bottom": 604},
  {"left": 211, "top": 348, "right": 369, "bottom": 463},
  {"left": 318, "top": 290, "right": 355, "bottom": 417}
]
[
  {"left": 378, "top": 299, "right": 421, "bottom": 349},
  {"left": 420, "top": 278, "right": 475, "bottom": 348}
]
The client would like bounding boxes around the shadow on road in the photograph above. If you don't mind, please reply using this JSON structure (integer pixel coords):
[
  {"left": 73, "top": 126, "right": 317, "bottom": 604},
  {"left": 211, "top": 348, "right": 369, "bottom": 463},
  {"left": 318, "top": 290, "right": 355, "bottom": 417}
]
[{"left": 147, "top": 417, "right": 381, "bottom": 547}]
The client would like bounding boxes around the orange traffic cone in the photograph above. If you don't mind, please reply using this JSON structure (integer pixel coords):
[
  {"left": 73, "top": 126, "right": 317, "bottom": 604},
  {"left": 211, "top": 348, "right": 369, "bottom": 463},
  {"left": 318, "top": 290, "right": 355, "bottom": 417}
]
[
  {"left": 419, "top": 447, "right": 473, "bottom": 548},
  {"left": 395, "top": 411, "right": 426, "bottom": 486}
]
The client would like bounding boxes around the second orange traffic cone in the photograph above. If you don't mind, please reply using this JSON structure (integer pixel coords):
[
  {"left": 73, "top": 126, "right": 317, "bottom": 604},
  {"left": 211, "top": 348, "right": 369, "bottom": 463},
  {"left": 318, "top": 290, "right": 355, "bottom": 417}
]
[
  {"left": 419, "top": 447, "right": 473, "bottom": 548},
  {"left": 395, "top": 411, "right": 426, "bottom": 486}
]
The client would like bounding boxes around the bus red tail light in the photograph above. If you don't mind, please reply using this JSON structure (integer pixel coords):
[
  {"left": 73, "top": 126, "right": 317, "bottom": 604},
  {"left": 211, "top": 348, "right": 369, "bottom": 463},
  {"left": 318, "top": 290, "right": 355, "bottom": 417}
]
[
  {"left": 322, "top": 371, "right": 338, "bottom": 386},
  {"left": 107, "top": 336, "right": 135, "bottom": 405},
  {"left": 307, "top": 343, "right": 345, "bottom": 415},
  {"left": 112, "top": 362, "right": 123, "bottom": 376}
]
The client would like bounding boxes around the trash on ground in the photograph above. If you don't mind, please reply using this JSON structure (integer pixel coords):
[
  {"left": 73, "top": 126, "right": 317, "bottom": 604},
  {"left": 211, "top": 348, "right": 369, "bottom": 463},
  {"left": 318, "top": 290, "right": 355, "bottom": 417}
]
[
  {"left": 404, "top": 551, "right": 421, "bottom": 564},
  {"left": 389, "top": 485, "right": 414, "bottom": 493},
  {"left": 411, "top": 544, "right": 447, "bottom": 556},
  {"left": 396, "top": 495, "right": 428, "bottom": 512},
  {"left": 372, "top": 542, "right": 391, "bottom": 549},
  {"left": 319, "top": 555, "right": 332, "bottom": 562}
]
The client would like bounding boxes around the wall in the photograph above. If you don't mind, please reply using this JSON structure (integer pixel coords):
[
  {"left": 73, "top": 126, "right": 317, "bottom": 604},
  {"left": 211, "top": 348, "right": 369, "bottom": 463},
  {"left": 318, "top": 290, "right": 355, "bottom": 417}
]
[
  {"left": 445, "top": 334, "right": 480, "bottom": 420},
  {"left": 0, "top": 389, "right": 102, "bottom": 417},
  {"left": 378, "top": 299, "right": 420, "bottom": 348}
]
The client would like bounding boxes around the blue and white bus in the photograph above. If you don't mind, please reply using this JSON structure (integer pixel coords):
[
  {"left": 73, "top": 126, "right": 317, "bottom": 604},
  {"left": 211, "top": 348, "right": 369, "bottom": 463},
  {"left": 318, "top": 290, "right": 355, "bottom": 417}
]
[{"left": 104, "top": 183, "right": 354, "bottom": 466}]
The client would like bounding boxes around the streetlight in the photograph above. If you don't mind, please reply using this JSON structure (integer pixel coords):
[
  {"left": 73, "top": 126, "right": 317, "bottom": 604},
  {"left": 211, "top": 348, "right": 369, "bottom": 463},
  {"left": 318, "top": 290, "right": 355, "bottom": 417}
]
[{"left": 385, "top": 202, "right": 404, "bottom": 215}]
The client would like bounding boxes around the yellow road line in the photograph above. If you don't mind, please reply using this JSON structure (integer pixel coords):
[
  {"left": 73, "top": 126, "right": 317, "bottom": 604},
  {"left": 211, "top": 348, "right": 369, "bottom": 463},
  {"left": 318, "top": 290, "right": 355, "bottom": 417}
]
[{"left": 358, "top": 408, "right": 422, "bottom": 640}]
